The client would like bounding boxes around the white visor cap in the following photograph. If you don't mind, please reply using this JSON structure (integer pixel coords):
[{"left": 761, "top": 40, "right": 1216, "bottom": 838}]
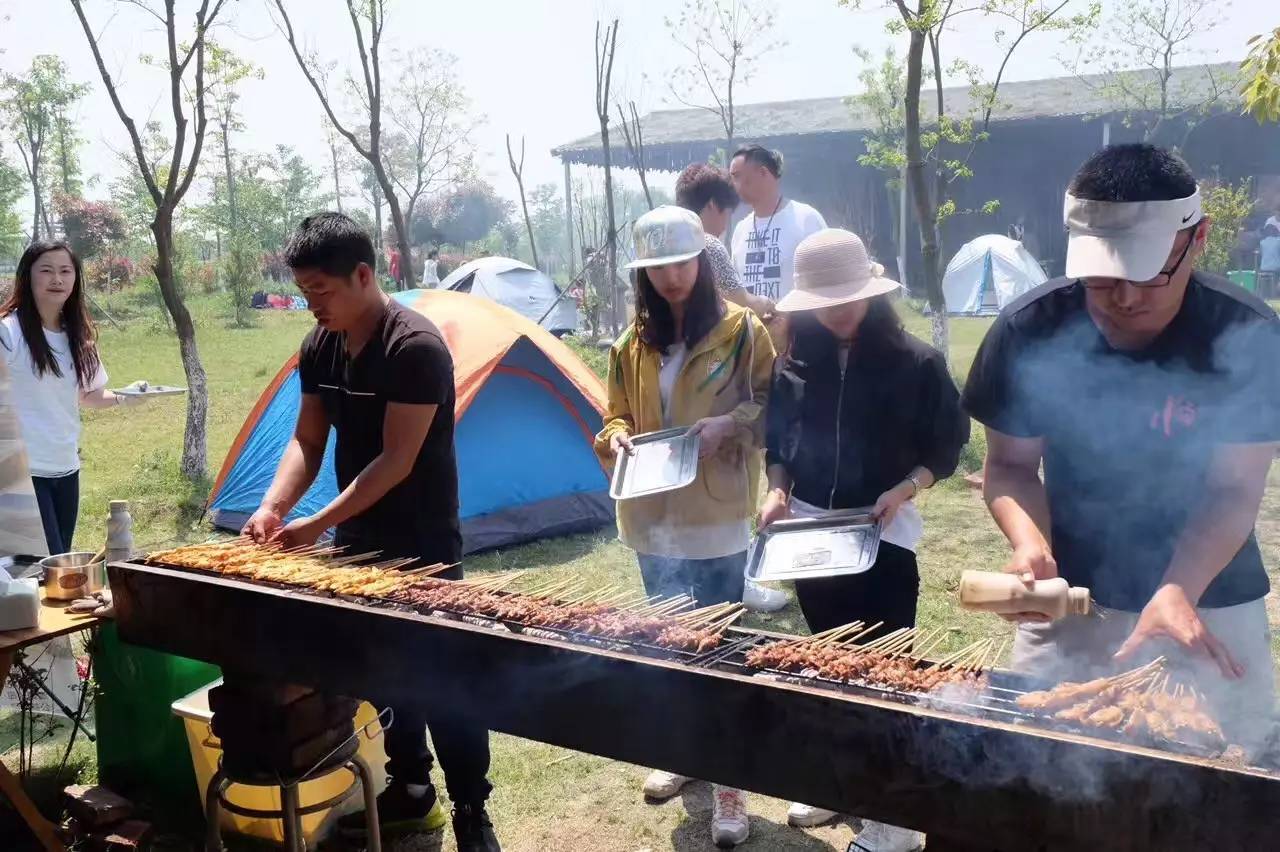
[{"left": 1063, "top": 187, "right": 1202, "bottom": 282}]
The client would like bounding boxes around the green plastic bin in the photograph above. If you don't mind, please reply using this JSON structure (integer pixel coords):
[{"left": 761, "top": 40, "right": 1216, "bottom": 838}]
[
  {"left": 93, "top": 623, "right": 220, "bottom": 816},
  {"left": 1227, "top": 269, "right": 1258, "bottom": 292}
]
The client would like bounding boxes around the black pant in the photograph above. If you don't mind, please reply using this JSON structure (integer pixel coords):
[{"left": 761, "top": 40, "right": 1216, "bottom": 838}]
[
  {"left": 333, "top": 528, "right": 492, "bottom": 805},
  {"left": 794, "top": 541, "right": 920, "bottom": 639},
  {"left": 32, "top": 472, "right": 79, "bottom": 555},
  {"left": 635, "top": 551, "right": 747, "bottom": 607}
]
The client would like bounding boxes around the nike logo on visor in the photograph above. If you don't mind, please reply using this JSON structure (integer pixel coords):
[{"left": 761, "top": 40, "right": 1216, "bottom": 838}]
[{"left": 1182, "top": 212, "right": 1194, "bottom": 223}]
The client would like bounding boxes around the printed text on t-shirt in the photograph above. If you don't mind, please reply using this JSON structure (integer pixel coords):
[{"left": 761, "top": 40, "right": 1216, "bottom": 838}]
[{"left": 742, "top": 225, "right": 783, "bottom": 301}]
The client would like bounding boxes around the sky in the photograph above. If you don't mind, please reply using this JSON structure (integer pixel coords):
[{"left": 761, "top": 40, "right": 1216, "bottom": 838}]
[{"left": 0, "top": 0, "right": 1271, "bottom": 220}]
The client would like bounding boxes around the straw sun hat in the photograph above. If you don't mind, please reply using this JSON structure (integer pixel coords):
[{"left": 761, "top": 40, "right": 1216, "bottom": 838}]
[{"left": 775, "top": 228, "right": 900, "bottom": 313}]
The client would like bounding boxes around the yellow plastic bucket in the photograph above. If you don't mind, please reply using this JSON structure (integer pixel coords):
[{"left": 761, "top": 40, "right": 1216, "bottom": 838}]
[{"left": 171, "top": 681, "right": 387, "bottom": 843}]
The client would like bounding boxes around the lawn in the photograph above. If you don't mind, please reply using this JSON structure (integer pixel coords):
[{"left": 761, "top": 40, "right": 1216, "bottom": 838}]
[{"left": 4, "top": 291, "right": 1278, "bottom": 851}]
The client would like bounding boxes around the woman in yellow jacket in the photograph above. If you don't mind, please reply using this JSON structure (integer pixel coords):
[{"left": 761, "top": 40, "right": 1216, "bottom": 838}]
[{"left": 594, "top": 206, "right": 775, "bottom": 849}]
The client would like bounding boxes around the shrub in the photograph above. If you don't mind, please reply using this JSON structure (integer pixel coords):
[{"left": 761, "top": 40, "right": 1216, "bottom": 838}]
[{"left": 85, "top": 255, "right": 135, "bottom": 292}]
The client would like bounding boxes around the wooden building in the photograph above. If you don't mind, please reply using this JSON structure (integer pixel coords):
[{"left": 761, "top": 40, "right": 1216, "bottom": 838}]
[{"left": 553, "top": 62, "right": 1280, "bottom": 289}]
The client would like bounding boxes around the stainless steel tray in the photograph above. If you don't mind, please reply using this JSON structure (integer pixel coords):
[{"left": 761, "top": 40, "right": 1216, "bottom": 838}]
[
  {"left": 745, "top": 508, "right": 882, "bottom": 581},
  {"left": 113, "top": 383, "right": 187, "bottom": 397},
  {"left": 609, "top": 427, "right": 701, "bottom": 500}
]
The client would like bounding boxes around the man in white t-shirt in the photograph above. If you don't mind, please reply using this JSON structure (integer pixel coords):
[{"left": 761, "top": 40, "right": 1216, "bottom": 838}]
[
  {"left": 729, "top": 145, "right": 827, "bottom": 306},
  {"left": 728, "top": 145, "right": 827, "bottom": 614}
]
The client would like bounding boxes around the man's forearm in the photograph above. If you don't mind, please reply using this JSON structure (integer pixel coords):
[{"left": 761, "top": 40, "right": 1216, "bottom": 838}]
[
  {"left": 309, "top": 453, "right": 413, "bottom": 531},
  {"left": 766, "top": 464, "right": 792, "bottom": 495},
  {"left": 984, "top": 459, "right": 1052, "bottom": 551},
  {"left": 1162, "top": 485, "right": 1263, "bottom": 603},
  {"left": 262, "top": 439, "right": 323, "bottom": 515}
]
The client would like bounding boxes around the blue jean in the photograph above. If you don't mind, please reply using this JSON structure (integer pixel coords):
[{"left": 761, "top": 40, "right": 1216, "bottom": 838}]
[
  {"left": 636, "top": 551, "right": 747, "bottom": 607},
  {"left": 33, "top": 472, "right": 79, "bottom": 555}
]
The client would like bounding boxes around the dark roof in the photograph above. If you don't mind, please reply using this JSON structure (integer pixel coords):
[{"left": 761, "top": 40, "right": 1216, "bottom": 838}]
[{"left": 553, "top": 62, "right": 1241, "bottom": 164}]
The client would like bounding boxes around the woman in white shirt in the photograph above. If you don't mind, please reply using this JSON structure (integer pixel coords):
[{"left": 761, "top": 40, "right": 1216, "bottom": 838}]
[{"left": 0, "top": 241, "right": 143, "bottom": 554}]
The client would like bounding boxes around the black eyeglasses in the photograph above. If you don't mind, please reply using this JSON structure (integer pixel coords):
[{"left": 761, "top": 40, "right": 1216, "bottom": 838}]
[{"left": 1083, "top": 237, "right": 1194, "bottom": 289}]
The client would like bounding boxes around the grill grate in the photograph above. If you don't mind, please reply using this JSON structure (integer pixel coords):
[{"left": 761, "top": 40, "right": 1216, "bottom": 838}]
[{"left": 697, "top": 632, "right": 1038, "bottom": 724}]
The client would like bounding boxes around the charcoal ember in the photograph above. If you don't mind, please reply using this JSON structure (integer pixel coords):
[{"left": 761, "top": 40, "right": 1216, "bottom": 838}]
[{"left": 63, "top": 785, "right": 134, "bottom": 829}]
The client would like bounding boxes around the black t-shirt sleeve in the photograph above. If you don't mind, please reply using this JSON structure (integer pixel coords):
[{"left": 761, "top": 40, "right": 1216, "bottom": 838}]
[
  {"left": 298, "top": 329, "right": 321, "bottom": 394},
  {"left": 1215, "top": 315, "right": 1280, "bottom": 444},
  {"left": 386, "top": 331, "right": 453, "bottom": 405},
  {"left": 961, "top": 312, "right": 1040, "bottom": 438}
]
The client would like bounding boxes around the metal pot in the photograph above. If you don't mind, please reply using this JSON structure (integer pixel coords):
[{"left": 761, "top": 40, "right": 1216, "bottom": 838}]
[{"left": 40, "top": 552, "right": 107, "bottom": 601}]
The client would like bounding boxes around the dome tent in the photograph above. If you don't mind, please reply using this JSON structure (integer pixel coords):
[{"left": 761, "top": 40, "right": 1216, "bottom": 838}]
[
  {"left": 207, "top": 290, "right": 613, "bottom": 554},
  {"left": 440, "top": 256, "right": 579, "bottom": 336},
  {"left": 942, "top": 234, "right": 1047, "bottom": 315}
]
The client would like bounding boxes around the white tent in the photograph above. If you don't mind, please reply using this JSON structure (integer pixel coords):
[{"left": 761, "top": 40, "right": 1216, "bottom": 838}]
[
  {"left": 437, "top": 257, "right": 580, "bottom": 335},
  {"left": 942, "top": 234, "right": 1047, "bottom": 315}
]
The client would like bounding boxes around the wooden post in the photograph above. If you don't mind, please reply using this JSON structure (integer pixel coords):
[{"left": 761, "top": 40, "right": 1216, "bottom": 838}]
[{"left": 563, "top": 159, "right": 576, "bottom": 278}]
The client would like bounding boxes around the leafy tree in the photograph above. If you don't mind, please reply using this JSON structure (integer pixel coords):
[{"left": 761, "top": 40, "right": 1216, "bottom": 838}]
[
  {"left": 273, "top": 0, "right": 423, "bottom": 290},
  {"left": 0, "top": 55, "right": 89, "bottom": 239},
  {"left": 54, "top": 196, "right": 127, "bottom": 260},
  {"left": 845, "top": 0, "right": 1095, "bottom": 357},
  {"left": 1200, "top": 179, "right": 1254, "bottom": 274},
  {"left": 0, "top": 142, "right": 23, "bottom": 256},
  {"left": 662, "top": 0, "right": 783, "bottom": 153},
  {"left": 382, "top": 50, "right": 474, "bottom": 270},
  {"left": 434, "top": 180, "right": 513, "bottom": 249},
  {"left": 72, "top": 0, "right": 233, "bottom": 480},
  {"left": 1242, "top": 28, "right": 1280, "bottom": 123},
  {"left": 1062, "top": 0, "right": 1237, "bottom": 148}
]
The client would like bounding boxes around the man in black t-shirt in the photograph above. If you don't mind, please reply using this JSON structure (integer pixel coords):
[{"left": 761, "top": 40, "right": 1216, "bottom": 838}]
[
  {"left": 243, "top": 214, "right": 499, "bottom": 850},
  {"left": 963, "top": 145, "right": 1280, "bottom": 751}
]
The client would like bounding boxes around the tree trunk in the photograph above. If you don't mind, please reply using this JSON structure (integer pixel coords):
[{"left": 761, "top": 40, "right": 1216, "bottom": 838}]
[
  {"left": 58, "top": 119, "right": 73, "bottom": 196},
  {"left": 373, "top": 196, "right": 383, "bottom": 260},
  {"left": 151, "top": 212, "right": 208, "bottom": 480},
  {"left": 600, "top": 121, "right": 619, "bottom": 334},
  {"left": 380, "top": 173, "right": 414, "bottom": 290},
  {"left": 330, "top": 143, "right": 344, "bottom": 214},
  {"left": 902, "top": 24, "right": 949, "bottom": 359},
  {"left": 222, "top": 128, "right": 238, "bottom": 232},
  {"left": 30, "top": 159, "right": 42, "bottom": 241}
]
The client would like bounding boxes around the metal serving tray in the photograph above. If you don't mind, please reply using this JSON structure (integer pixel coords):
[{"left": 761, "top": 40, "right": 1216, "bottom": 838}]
[
  {"left": 609, "top": 427, "right": 701, "bottom": 500},
  {"left": 112, "top": 383, "right": 187, "bottom": 397},
  {"left": 745, "top": 508, "right": 882, "bottom": 581}
]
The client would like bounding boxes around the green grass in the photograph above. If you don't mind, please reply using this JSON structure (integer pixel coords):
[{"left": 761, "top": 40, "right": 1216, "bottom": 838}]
[{"left": 4, "top": 295, "right": 1277, "bottom": 851}]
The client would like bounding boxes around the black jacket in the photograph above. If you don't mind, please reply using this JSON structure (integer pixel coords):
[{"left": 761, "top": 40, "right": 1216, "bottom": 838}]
[{"left": 766, "top": 316, "right": 969, "bottom": 510}]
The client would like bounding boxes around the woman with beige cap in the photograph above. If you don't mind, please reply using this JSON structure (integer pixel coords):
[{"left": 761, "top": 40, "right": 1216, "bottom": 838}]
[
  {"left": 759, "top": 228, "right": 968, "bottom": 850},
  {"left": 594, "top": 205, "right": 776, "bottom": 849}
]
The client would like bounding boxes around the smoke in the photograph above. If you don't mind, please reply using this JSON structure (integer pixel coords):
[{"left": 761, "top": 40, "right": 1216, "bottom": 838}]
[{"left": 916, "top": 681, "right": 1193, "bottom": 807}]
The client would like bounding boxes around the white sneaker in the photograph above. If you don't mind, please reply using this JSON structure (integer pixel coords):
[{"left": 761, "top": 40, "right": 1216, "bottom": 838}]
[
  {"left": 743, "top": 579, "right": 790, "bottom": 612},
  {"left": 710, "top": 785, "right": 749, "bottom": 848},
  {"left": 852, "top": 820, "right": 926, "bottom": 852},
  {"left": 642, "top": 769, "right": 691, "bottom": 800},
  {"left": 788, "top": 802, "right": 838, "bottom": 827}
]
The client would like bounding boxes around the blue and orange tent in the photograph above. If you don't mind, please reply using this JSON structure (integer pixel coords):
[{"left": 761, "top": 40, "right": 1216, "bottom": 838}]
[{"left": 207, "top": 290, "right": 614, "bottom": 553}]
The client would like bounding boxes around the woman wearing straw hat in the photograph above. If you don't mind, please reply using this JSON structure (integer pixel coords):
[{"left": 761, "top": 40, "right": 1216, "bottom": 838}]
[
  {"left": 595, "top": 205, "right": 776, "bottom": 849},
  {"left": 759, "top": 228, "right": 968, "bottom": 850}
]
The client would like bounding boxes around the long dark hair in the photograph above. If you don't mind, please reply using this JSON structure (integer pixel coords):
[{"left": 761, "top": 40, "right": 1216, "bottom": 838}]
[
  {"left": 634, "top": 252, "right": 724, "bottom": 353},
  {"left": 1, "top": 241, "right": 100, "bottom": 386},
  {"left": 789, "top": 295, "right": 905, "bottom": 354}
]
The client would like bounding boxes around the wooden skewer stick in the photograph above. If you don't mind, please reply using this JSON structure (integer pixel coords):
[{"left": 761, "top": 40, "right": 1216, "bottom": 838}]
[
  {"left": 814, "top": 622, "right": 868, "bottom": 646},
  {"left": 834, "top": 621, "right": 885, "bottom": 649},
  {"left": 926, "top": 640, "right": 985, "bottom": 672},
  {"left": 860, "top": 627, "right": 912, "bottom": 652},
  {"left": 706, "top": 608, "right": 747, "bottom": 633},
  {"left": 910, "top": 630, "right": 949, "bottom": 663}
]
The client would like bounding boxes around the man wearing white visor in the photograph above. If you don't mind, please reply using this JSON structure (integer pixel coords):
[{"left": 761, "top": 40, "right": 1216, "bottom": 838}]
[{"left": 964, "top": 144, "right": 1280, "bottom": 753}]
